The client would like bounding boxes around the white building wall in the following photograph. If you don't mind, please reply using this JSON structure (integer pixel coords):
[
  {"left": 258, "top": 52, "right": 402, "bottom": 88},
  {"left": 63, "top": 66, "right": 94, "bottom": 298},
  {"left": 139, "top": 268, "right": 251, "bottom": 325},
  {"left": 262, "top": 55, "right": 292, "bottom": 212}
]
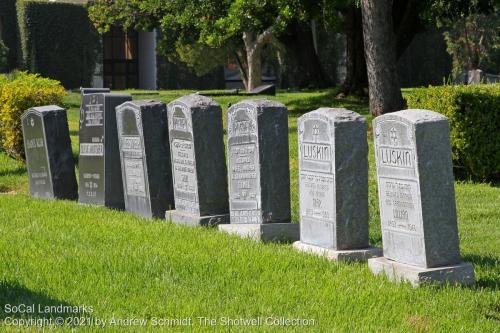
[{"left": 138, "top": 30, "right": 157, "bottom": 90}]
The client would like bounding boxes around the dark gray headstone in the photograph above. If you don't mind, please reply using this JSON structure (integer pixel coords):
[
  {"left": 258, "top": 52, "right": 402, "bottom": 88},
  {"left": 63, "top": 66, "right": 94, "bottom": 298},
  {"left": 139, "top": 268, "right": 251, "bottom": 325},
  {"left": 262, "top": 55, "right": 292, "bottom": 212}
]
[
  {"left": 293, "top": 108, "right": 381, "bottom": 260},
  {"left": 116, "top": 100, "right": 175, "bottom": 219},
  {"left": 368, "top": 109, "right": 474, "bottom": 286},
  {"left": 247, "top": 84, "right": 275, "bottom": 96},
  {"left": 78, "top": 93, "right": 132, "bottom": 208},
  {"left": 21, "top": 105, "right": 77, "bottom": 200},
  {"left": 219, "top": 99, "right": 298, "bottom": 242},
  {"left": 166, "top": 94, "right": 229, "bottom": 226}
]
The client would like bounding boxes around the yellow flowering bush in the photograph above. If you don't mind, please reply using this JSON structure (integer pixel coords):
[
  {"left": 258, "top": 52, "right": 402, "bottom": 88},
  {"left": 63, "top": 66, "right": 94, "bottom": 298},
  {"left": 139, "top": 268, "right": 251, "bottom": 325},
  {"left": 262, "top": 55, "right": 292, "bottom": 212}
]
[{"left": 0, "top": 71, "right": 66, "bottom": 160}]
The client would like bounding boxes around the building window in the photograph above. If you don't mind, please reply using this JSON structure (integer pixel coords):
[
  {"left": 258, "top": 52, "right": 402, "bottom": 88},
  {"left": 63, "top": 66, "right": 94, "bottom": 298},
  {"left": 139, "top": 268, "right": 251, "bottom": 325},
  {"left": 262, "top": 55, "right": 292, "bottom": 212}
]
[{"left": 103, "top": 26, "right": 138, "bottom": 90}]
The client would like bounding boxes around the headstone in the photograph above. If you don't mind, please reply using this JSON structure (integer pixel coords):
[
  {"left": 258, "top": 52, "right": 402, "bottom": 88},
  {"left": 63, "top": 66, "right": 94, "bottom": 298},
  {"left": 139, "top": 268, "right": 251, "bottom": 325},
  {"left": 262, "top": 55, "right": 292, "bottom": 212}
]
[
  {"left": 166, "top": 94, "right": 229, "bottom": 226},
  {"left": 78, "top": 93, "right": 132, "bottom": 208},
  {"left": 218, "top": 99, "right": 299, "bottom": 242},
  {"left": 368, "top": 109, "right": 475, "bottom": 286},
  {"left": 116, "top": 100, "right": 175, "bottom": 218},
  {"left": 292, "top": 108, "right": 381, "bottom": 261},
  {"left": 247, "top": 84, "right": 275, "bottom": 96},
  {"left": 467, "top": 69, "right": 483, "bottom": 84},
  {"left": 21, "top": 105, "right": 77, "bottom": 200}
]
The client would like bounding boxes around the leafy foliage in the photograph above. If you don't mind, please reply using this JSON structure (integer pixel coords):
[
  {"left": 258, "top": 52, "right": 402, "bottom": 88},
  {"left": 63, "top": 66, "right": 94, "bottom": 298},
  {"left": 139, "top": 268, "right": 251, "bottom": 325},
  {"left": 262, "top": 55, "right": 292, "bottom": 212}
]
[
  {"left": 406, "top": 84, "right": 500, "bottom": 180},
  {"left": 0, "top": 71, "right": 66, "bottom": 160},
  {"left": 444, "top": 10, "right": 500, "bottom": 76},
  {"left": 16, "top": 0, "right": 100, "bottom": 88}
]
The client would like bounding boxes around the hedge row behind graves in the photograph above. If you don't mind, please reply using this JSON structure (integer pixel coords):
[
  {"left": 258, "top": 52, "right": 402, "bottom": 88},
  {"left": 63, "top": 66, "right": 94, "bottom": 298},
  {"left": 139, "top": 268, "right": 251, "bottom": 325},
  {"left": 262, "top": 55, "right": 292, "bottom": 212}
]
[{"left": 406, "top": 84, "right": 500, "bottom": 180}]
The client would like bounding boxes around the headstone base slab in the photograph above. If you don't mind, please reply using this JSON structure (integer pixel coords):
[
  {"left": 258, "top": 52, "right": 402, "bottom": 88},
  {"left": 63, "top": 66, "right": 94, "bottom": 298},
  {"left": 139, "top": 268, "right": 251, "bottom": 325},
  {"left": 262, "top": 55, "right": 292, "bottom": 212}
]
[
  {"left": 368, "top": 257, "right": 475, "bottom": 287},
  {"left": 166, "top": 210, "right": 229, "bottom": 227},
  {"left": 293, "top": 241, "right": 382, "bottom": 262},
  {"left": 218, "top": 223, "right": 299, "bottom": 242}
]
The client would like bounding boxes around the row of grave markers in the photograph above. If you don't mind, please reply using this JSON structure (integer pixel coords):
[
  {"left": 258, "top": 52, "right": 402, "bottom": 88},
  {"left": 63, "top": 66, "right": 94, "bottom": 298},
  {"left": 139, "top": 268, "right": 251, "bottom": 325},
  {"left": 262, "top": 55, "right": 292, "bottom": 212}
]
[{"left": 21, "top": 89, "right": 475, "bottom": 287}]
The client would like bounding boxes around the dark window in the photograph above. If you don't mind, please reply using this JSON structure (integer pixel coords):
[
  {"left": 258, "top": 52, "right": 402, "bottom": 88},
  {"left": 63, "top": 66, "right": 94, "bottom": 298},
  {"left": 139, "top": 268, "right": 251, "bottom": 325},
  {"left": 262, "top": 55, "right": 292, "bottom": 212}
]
[{"left": 103, "top": 26, "right": 138, "bottom": 90}]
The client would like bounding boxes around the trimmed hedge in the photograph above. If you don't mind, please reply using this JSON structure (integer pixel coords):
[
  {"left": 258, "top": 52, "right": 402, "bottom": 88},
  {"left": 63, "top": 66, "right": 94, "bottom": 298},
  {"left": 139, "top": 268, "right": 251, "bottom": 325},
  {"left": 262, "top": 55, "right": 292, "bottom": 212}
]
[
  {"left": 0, "top": 71, "right": 66, "bottom": 160},
  {"left": 406, "top": 84, "right": 500, "bottom": 180},
  {"left": 16, "top": 0, "right": 100, "bottom": 89},
  {"left": 0, "top": 0, "right": 18, "bottom": 70}
]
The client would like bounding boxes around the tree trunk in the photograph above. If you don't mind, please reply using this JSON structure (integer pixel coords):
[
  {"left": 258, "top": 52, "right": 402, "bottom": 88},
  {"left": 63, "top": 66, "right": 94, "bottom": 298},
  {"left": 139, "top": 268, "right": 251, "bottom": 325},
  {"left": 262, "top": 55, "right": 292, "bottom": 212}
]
[
  {"left": 246, "top": 46, "right": 263, "bottom": 91},
  {"left": 342, "top": 5, "right": 368, "bottom": 96},
  {"left": 361, "top": 0, "right": 404, "bottom": 116},
  {"left": 278, "top": 20, "right": 330, "bottom": 88}
]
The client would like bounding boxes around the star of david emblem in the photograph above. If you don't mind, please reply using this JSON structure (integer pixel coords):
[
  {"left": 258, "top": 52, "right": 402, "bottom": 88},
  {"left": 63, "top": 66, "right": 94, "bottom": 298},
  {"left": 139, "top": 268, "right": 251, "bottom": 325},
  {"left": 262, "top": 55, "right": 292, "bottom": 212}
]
[
  {"left": 389, "top": 127, "right": 397, "bottom": 143},
  {"left": 312, "top": 124, "right": 319, "bottom": 141}
]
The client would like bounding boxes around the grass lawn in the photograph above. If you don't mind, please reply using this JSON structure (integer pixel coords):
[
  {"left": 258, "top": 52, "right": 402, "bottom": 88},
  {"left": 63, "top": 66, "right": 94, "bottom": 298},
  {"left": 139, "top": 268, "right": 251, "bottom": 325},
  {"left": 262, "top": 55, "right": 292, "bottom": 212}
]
[{"left": 0, "top": 89, "right": 498, "bottom": 332}]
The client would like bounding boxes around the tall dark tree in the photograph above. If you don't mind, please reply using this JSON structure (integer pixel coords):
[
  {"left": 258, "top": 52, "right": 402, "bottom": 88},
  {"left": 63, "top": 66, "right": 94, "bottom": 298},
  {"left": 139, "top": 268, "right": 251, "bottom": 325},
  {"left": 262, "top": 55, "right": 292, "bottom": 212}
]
[
  {"left": 361, "top": 0, "right": 404, "bottom": 116},
  {"left": 341, "top": 5, "right": 367, "bottom": 96}
]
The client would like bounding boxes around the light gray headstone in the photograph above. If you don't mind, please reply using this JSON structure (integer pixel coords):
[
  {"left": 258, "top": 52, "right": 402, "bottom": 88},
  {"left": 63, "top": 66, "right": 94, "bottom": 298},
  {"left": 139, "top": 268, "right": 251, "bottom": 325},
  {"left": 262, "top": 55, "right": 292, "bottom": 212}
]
[
  {"left": 297, "top": 108, "right": 369, "bottom": 250},
  {"left": 166, "top": 94, "right": 229, "bottom": 226},
  {"left": 373, "top": 109, "right": 461, "bottom": 268}
]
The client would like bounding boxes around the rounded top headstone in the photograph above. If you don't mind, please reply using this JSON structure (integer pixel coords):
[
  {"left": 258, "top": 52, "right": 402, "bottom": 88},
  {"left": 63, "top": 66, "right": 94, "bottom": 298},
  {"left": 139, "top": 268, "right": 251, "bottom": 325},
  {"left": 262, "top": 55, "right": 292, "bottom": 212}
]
[
  {"left": 169, "top": 94, "right": 220, "bottom": 110},
  {"left": 375, "top": 109, "right": 447, "bottom": 124},
  {"left": 22, "top": 105, "right": 65, "bottom": 119},
  {"left": 302, "top": 108, "right": 365, "bottom": 123}
]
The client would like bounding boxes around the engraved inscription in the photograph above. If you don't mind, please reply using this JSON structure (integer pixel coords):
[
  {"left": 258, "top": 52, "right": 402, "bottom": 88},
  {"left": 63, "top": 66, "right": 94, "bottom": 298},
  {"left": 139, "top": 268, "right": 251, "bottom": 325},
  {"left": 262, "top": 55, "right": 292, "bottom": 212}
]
[
  {"left": 301, "top": 143, "right": 330, "bottom": 162},
  {"left": 378, "top": 178, "right": 421, "bottom": 234},
  {"left": 299, "top": 172, "right": 334, "bottom": 221},
  {"left": 79, "top": 94, "right": 105, "bottom": 204},
  {"left": 171, "top": 139, "right": 198, "bottom": 214},
  {"left": 375, "top": 119, "right": 425, "bottom": 265},
  {"left": 84, "top": 96, "right": 104, "bottom": 127},
  {"left": 229, "top": 143, "right": 260, "bottom": 223},
  {"left": 298, "top": 117, "right": 335, "bottom": 226},
  {"left": 228, "top": 106, "right": 261, "bottom": 223},
  {"left": 22, "top": 113, "right": 53, "bottom": 197},
  {"left": 377, "top": 147, "right": 413, "bottom": 168},
  {"left": 80, "top": 143, "right": 104, "bottom": 156},
  {"left": 124, "top": 158, "right": 146, "bottom": 196}
]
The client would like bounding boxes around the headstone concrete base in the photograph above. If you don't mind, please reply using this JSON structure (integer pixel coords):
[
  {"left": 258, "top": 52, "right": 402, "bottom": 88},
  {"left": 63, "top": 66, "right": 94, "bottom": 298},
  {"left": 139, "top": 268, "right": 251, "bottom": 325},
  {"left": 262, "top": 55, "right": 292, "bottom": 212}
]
[
  {"left": 293, "top": 241, "right": 382, "bottom": 262},
  {"left": 219, "top": 223, "right": 299, "bottom": 242},
  {"left": 368, "top": 257, "right": 475, "bottom": 287},
  {"left": 167, "top": 210, "right": 229, "bottom": 227}
]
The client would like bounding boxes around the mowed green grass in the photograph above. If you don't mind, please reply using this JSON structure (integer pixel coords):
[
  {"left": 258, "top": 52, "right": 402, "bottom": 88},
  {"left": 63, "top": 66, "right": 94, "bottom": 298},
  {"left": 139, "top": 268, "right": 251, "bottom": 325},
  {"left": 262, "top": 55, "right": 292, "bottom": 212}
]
[{"left": 0, "top": 90, "right": 498, "bottom": 332}]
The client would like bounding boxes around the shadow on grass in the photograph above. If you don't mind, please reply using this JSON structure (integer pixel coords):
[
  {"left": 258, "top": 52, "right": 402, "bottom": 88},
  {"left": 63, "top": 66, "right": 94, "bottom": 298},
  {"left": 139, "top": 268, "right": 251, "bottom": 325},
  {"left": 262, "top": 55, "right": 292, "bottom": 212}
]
[
  {"left": 0, "top": 281, "right": 76, "bottom": 320},
  {"left": 0, "top": 166, "right": 26, "bottom": 177},
  {"left": 287, "top": 91, "right": 369, "bottom": 118},
  {"left": 462, "top": 254, "right": 500, "bottom": 290}
]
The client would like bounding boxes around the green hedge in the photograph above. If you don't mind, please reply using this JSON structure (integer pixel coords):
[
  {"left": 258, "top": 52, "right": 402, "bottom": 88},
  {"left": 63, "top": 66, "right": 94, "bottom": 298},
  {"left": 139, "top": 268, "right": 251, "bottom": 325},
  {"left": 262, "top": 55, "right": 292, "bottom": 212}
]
[
  {"left": 406, "top": 84, "right": 500, "bottom": 180},
  {"left": 0, "top": 0, "right": 19, "bottom": 70},
  {"left": 0, "top": 71, "right": 66, "bottom": 160},
  {"left": 17, "top": 0, "right": 100, "bottom": 89}
]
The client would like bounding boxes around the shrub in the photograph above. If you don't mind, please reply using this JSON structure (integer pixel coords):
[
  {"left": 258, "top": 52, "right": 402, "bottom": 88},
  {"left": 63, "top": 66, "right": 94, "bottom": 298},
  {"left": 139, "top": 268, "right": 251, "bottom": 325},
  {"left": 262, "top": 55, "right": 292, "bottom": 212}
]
[
  {"left": 16, "top": 0, "right": 100, "bottom": 89},
  {"left": 406, "top": 84, "right": 500, "bottom": 180},
  {"left": 0, "top": 71, "right": 66, "bottom": 160}
]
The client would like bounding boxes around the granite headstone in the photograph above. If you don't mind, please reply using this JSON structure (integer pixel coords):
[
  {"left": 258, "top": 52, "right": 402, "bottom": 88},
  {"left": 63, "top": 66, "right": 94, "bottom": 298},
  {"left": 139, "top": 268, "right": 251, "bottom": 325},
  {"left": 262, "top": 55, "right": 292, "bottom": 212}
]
[
  {"left": 293, "top": 108, "right": 381, "bottom": 260},
  {"left": 116, "top": 100, "right": 175, "bottom": 218},
  {"left": 21, "top": 105, "right": 77, "bottom": 200},
  {"left": 78, "top": 92, "right": 132, "bottom": 208},
  {"left": 218, "top": 99, "right": 299, "bottom": 241},
  {"left": 368, "top": 109, "right": 475, "bottom": 286},
  {"left": 166, "top": 94, "right": 229, "bottom": 226}
]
